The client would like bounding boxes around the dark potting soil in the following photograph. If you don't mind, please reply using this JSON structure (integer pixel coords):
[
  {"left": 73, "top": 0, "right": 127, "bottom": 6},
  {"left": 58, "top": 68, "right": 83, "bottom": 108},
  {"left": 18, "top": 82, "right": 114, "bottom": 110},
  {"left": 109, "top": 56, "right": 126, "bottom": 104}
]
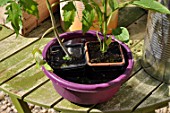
[
  {"left": 87, "top": 41, "right": 124, "bottom": 63},
  {"left": 50, "top": 43, "right": 129, "bottom": 84}
]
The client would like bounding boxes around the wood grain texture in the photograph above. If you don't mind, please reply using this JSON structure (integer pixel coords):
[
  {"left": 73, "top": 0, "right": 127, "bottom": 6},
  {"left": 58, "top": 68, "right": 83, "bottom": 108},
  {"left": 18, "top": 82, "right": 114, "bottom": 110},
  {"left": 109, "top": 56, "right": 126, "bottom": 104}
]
[
  {"left": 118, "top": 7, "right": 146, "bottom": 27},
  {"left": 0, "top": 66, "right": 48, "bottom": 99},
  {"left": 90, "top": 69, "right": 161, "bottom": 113},
  {"left": 0, "top": 26, "right": 14, "bottom": 41},
  {"left": 134, "top": 83, "right": 170, "bottom": 113},
  {"left": 0, "top": 38, "right": 52, "bottom": 85},
  {"left": 24, "top": 81, "right": 62, "bottom": 108},
  {"left": 0, "top": 34, "right": 38, "bottom": 62},
  {"left": 53, "top": 99, "right": 94, "bottom": 113}
]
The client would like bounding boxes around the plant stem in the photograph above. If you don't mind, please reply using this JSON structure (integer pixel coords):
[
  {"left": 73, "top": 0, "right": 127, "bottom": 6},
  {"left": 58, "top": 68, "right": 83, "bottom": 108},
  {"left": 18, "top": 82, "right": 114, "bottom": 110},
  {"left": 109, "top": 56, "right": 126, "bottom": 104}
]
[
  {"left": 46, "top": 0, "right": 71, "bottom": 58},
  {"left": 102, "top": 0, "right": 107, "bottom": 53}
]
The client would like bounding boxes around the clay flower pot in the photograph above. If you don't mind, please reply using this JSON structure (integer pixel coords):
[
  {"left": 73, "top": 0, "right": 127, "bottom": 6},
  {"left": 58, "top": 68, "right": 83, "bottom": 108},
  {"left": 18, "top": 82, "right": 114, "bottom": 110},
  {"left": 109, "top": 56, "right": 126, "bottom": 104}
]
[{"left": 42, "top": 30, "right": 134, "bottom": 105}]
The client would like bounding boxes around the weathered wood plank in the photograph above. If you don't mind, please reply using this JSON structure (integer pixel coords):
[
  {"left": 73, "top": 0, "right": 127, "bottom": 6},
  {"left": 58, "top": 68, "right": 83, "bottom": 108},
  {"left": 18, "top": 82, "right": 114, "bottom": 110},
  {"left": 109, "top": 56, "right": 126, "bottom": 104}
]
[
  {"left": 0, "top": 66, "right": 48, "bottom": 99},
  {"left": 0, "top": 25, "right": 14, "bottom": 41},
  {"left": 0, "top": 38, "right": 52, "bottom": 84},
  {"left": 24, "top": 81, "right": 62, "bottom": 108},
  {"left": 131, "top": 40, "right": 144, "bottom": 61},
  {"left": 134, "top": 83, "right": 170, "bottom": 113},
  {"left": 89, "top": 69, "right": 161, "bottom": 113},
  {"left": 125, "top": 14, "right": 146, "bottom": 60},
  {"left": 53, "top": 99, "right": 94, "bottom": 113},
  {"left": 127, "top": 15, "right": 147, "bottom": 41},
  {"left": 0, "top": 34, "right": 38, "bottom": 62},
  {"left": 118, "top": 7, "right": 146, "bottom": 27}
]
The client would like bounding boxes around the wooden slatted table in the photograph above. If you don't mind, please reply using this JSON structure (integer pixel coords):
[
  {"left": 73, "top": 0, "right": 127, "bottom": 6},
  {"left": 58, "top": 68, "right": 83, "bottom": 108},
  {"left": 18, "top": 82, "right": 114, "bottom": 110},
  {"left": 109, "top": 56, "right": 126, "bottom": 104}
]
[{"left": 0, "top": 6, "right": 169, "bottom": 113}]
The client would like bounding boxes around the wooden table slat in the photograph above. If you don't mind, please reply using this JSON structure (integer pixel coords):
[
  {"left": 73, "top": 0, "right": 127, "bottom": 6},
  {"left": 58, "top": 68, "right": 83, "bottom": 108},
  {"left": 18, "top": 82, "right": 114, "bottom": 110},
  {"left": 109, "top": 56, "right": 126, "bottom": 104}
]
[
  {"left": 0, "top": 25, "right": 14, "bottom": 41},
  {"left": 90, "top": 69, "right": 161, "bottom": 113},
  {"left": 53, "top": 99, "right": 94, "bottom": 113},
  {"left": 0, "top": 66, "right": 48, "bottom": 99},
  {"left": 0, "top": 34, "right": 38, "bottom": 62},
  {"left": 24, "top": 81, "right": 62, "bottom": 108},
  {"left": 134, "top": 83, "right": 170, "bottom": 113},
  {"left": 0, "top": 38, "right": 52, "bottom": 85},
  {"left": 118, "top": 7, "right": 146, "bottom": 27}
]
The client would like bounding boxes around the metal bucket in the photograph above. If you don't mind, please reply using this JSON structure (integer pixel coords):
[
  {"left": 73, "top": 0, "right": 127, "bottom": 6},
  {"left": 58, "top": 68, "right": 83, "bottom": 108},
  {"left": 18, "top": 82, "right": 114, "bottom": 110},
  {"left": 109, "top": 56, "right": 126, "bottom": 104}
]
[{"left": 141, "top": 0, "right": 170, "bottom": 84}]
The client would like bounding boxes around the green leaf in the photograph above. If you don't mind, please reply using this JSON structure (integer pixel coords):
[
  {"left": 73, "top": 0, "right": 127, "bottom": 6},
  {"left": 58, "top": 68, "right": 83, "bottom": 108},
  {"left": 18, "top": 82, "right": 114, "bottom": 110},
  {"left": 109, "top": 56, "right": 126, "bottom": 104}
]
[
  {"left": 5, "top": 2, "right": 22, "bottom": 37},
  {"left": 33, "top": 48, "right": 53, "bottom": 71},
  {"left": 90, "top": 0, "right": 103, "bottom": 32},
  {"left": 44, "top": 63, "right": 53, "bottom": 71},
  {"left": 62, "top": 2, "right": 76, "bottom": 30},
  {"left": 20, "top": 0, "right": 39, "bottom": 17},
  {"left": 132, "top": 0, "right": 170, "bottom": 14},
  {"left": 106, "top": 36, "right": 112, "bottom": 47},
  {"left": 63, "top": 55, "right": 72, "bottom": 61},
  {"left": 109, "top": 0, "right": 119, "bottom": 11},
  {"left": 82, "top": 3, "right": 95, "bottom": 33},
  {"left": 0, "top": 0, "right": 11, "bottom": 6},
  {"left": 32, "top": 48, "right": 45, "bottom": 65},
  {"left": 112, "top": 27, "right": 129, "bottom": 43}
]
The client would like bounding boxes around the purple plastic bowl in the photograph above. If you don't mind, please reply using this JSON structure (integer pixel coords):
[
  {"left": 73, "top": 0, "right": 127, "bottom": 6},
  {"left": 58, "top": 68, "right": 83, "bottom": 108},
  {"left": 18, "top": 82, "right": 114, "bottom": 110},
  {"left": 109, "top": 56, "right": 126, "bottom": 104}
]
[{"left": 42, "top": 30, "right": 134, "bottom": 105}]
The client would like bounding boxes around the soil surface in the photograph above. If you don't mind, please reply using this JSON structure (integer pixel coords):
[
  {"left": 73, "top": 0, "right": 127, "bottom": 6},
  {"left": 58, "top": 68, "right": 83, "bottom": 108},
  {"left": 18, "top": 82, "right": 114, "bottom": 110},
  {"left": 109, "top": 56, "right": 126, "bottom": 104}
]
[{"left": 87, "top": 41, "right": 124, "bottom": 64}]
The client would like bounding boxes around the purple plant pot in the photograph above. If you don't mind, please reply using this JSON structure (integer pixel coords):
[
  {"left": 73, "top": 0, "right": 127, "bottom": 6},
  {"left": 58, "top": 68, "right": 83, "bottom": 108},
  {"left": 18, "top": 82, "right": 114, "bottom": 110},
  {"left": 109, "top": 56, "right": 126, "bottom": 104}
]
[{"left": 42, "top": 30, "right": 134, "bottom": 105}]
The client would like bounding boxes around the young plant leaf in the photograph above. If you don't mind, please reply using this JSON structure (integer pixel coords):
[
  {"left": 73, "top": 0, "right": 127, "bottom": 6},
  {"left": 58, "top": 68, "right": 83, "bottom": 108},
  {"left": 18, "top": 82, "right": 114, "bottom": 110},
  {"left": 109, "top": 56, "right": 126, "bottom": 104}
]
[
  {"left": 82, "top": 3, "right": 95, "bottom": 33},
  {"left": 44, "top": 63, "right": 53, "bottom": 71},
  {"left": 90, "top": 0, "right": 103, "bottom": 31},
  {"left": 32, "top": 48, "right": 46, "bottom": 66},
  {"left": 132, "top": 0, "right": 170, "bottom": 14},
  {"left": 106, "top": 36, "right": 112, "bottom": 47},
  {"left": 5, "top": 2, "right": 22, "bottom": 37},
  {"left": 112, "top": 27, "right": 129, "bottom": 43},
  {"left": 20, "top": 0, "right": 39, "bottom": 17},
  {"left": 0, "top": 0, "right": 11, "bottom": 6},
  {"left": 63, "top": 55, "right": 72, "bottom": 61},
  {"left": 62, "top": 2, "right": 76, "bottom": 30},
  {"left": 109, "top": 0, "right": 119, "bottom": 11}
]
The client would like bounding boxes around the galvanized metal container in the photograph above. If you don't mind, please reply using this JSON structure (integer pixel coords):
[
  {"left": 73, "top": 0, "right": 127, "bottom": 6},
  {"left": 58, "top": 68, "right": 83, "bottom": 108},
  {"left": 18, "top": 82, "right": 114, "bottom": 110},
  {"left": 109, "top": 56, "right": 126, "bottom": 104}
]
[{"left": 141, "top": 0, "right": 170, "bottom": 84}]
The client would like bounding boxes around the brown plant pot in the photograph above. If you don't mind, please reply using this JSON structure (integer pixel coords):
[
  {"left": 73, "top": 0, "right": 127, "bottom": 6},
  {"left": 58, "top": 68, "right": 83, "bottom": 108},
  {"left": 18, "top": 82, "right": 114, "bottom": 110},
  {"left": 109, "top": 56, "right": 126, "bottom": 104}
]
[{"left": 85, "top": 41, "right": 125, "bottom": 67}]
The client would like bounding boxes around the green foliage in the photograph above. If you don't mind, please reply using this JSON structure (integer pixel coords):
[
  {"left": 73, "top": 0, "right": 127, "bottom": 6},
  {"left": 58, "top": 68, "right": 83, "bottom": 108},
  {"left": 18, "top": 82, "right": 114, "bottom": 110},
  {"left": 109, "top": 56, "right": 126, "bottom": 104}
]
[
  {"left": 0, "top": 0, "right": 39, "bottom": 37},
  {"left": 132, "top": 0, "right": 170, "bottom": 14},
  {"left": 32, "top": 48, "right": 53, "bottom": 71},
  {"left": 63, "top": 55, "right": 72, "bottom": 61},
  {"left": 5, "top": 1, "right": 22, "bottom": 37},
  {"left": 0, "top": 0, "right": 11, "bottom": 6},
  {"left": 61, "top": 0, "right": 170, "bottom": 53},
  {"left": 62, "top": 2, "right": 76, "bottom": 30},
  {"left": 112, "top": 27, "right": 129, "bottom": 43},
  {"left": 109, "top": 0, "right": 119, "bottom": 11},
  {"left": 89, "top": 0, "right": 103, "bottom": 32},
  {"left": 82, "top": 3, "right": 95, "bottom": 33},
  {"left": 20, "top": 0, "right": 39, "bottom": 17}
]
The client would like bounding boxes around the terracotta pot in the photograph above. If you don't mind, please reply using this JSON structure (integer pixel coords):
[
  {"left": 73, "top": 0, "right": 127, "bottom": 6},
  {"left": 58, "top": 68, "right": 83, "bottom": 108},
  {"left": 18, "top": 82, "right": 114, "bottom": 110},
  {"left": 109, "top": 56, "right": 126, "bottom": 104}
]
[
  {"left": 85, "top": 41, "right": 125, "bottom": 67},
  {"left": 42, "top": 30, "right": 134, "bottom": 105}
]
